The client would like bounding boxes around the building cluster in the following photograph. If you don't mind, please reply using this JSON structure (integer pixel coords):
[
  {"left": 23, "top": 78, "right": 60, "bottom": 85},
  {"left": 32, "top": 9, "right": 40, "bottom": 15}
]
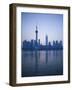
[{"left": 22, "top": 26, "right": 63, "bottom": 50}]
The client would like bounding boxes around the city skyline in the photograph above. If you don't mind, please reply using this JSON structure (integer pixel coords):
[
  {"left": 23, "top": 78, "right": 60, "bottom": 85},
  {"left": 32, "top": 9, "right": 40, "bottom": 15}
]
[
  {"left": 22, "top": 25, "right": 63, "bottom": 51},
  {"left": 21, "top": 12, "right": 63, "bottom": 45}
]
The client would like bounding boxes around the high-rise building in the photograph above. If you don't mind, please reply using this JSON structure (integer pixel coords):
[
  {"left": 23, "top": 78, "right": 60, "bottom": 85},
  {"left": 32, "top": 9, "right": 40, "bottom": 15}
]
[
  {"left": 46, "top": 35, "right": 48, "bottom": 46},
  {"left": 60, "top": 40, "right": 62, "bottom": 45},
  {"left": 38, "top": 39, "right": 40, "bottom": 45},
  {"left": 53, "top": 40, "right": 55, "bottom": 46}
]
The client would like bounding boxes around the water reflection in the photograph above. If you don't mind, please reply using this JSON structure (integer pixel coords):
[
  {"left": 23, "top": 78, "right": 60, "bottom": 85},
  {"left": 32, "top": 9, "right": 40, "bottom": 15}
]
[
  {"left": 22, "top": 50, "right": 63, "bottom": 77},
  {"left": 35, "top": 51, "right": 38, "bottom": 75},
  {"left": 46, "top": 51, "right": 48, "bottom": 64}
]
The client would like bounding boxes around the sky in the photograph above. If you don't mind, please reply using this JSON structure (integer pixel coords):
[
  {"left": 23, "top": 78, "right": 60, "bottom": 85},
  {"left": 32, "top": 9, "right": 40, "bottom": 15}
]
[{"left": 21, "top": 12, "right": 63, "bottom": 45}]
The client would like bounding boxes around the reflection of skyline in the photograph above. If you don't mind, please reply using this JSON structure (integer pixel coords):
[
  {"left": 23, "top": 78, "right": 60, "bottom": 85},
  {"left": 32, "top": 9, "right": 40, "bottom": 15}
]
[
  {"left": 21, "top": 12, "right": 63, "bottom": 45},
  {"left": 22, "top": 50, "right": 63, "bottom": 77}
]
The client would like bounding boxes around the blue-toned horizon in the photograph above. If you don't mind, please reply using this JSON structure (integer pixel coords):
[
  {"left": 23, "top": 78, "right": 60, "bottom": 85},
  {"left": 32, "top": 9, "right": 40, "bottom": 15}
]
[{"left": 21, "top": 12, "right": 63, "bottom": 45}]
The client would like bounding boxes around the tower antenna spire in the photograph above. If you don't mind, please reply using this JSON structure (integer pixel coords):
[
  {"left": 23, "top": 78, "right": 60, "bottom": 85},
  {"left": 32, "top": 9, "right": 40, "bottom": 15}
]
[{"left": 36, "top": 25, "right": 38, "bottom": 30}]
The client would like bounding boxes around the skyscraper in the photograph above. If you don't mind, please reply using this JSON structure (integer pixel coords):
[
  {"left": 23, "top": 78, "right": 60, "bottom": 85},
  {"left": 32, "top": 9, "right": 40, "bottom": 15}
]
[
  {"left": 46, "top": 35, "right": 48, "bottom": 46},
  {"left": 39, "top": 39, "right": 40, "bottom": 45}
]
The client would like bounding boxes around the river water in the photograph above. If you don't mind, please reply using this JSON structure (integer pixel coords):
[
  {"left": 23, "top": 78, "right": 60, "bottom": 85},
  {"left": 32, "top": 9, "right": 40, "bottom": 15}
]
[{"left": 22, "top": 50, "right": 63, "bottom": 77}]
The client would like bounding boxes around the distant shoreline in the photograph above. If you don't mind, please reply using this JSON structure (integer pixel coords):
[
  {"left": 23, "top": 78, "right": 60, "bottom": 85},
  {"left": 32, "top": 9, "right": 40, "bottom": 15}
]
[{"left": 22, "top": 48, "right": 63, "bottom": 51}]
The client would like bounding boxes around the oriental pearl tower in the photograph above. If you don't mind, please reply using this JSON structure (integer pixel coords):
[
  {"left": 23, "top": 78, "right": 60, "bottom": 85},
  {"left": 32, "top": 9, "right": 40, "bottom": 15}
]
[{"left": 35, "top": 25, "right": 38, "bottom": 44}]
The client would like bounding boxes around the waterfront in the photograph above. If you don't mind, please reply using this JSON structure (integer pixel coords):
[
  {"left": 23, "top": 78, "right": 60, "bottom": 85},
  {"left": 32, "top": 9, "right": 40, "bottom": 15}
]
[{"left": 22, "top": 50, "right": 63, "bottom": 77}]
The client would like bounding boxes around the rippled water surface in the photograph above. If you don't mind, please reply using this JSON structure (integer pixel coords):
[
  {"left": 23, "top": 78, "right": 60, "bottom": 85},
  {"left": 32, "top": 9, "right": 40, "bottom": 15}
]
[{"left": 22, "top": 50, "right": 63, "bottom": 77}]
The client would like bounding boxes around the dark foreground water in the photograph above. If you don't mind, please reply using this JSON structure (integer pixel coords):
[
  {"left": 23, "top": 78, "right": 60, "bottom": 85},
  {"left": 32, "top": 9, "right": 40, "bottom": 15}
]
[{"left": 21, "top": 50, "right": 63, "bottom": 77}]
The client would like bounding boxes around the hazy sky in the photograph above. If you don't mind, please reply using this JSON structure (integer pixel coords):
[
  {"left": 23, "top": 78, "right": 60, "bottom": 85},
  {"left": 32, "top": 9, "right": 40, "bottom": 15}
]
[{"left": 21, "top": 12, "right": 63, "bottom": 45}]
